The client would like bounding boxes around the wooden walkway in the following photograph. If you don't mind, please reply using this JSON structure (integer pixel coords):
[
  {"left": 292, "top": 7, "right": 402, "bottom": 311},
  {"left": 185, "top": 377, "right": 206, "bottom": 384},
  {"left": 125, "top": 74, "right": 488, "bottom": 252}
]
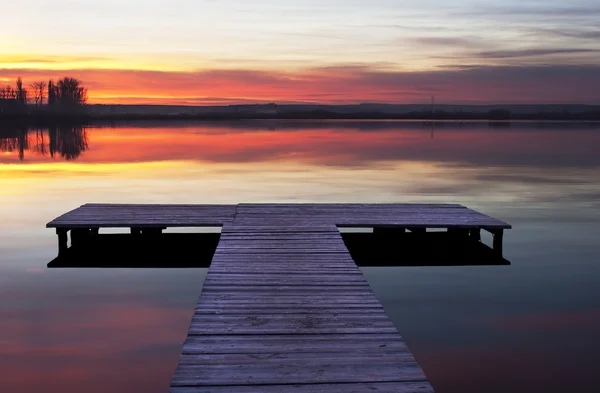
[{"left": 47, "top": 203, "right": 511, "bottom": 393}]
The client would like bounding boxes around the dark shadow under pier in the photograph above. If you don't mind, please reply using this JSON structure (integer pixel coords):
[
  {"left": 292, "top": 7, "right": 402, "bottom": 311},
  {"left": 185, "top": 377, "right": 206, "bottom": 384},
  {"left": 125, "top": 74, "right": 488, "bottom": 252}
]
[{"left": 47, "top": 231, "right": 509, "bottom": 268}]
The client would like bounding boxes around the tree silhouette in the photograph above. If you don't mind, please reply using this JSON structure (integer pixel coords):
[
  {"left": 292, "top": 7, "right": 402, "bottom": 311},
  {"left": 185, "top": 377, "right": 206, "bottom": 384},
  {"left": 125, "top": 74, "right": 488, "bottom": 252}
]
[
  {"left": 48, "top": 77, "right": 87, "bottom": 107},
  {"left": 16, "top": 77, "right": 28, "bottom": 105},
  {"left": 0, "top": 85, "right": 16, "bottom": 99},
  {"left": 47, "top": 80, "right": 56, "bottom": 106},
  {"left": 30, "top": 81, "right": 47, "bottom": 105}
]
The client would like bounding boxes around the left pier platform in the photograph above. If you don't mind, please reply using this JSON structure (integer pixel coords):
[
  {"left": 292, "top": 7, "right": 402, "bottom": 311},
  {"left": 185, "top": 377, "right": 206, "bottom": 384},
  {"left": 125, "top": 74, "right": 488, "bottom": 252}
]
[{"left": 46, "top": 203, "right": 237, "bottom": 255}]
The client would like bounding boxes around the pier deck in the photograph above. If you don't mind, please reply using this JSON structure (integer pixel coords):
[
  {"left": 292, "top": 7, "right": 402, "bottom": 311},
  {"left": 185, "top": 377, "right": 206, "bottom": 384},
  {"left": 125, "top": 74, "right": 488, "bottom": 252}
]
[{"left": 46, "top": 203, "right": 511, "bottom": 392}]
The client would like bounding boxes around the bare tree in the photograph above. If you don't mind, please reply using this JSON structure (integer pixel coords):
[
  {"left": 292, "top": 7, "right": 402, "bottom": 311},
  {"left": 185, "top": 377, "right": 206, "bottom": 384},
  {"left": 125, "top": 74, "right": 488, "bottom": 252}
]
[
  {"left": 0, "top": 85, "right": 16, "bottom": 99},
  {"left": 30, "top": 81, "right": 47, "bottom": 105}
]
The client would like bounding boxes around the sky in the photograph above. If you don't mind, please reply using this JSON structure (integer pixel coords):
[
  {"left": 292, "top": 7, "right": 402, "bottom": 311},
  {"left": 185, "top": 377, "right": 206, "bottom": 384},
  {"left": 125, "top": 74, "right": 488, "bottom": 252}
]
[{"left": 1, "top": 0, "right": 599, "bottom": 104}]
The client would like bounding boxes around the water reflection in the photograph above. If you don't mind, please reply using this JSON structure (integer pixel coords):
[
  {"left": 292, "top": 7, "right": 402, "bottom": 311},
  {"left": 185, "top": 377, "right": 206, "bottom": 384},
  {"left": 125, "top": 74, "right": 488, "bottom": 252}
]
[
  {"left": 2, "top": 121, "right": 599, "bottom": 212},
  {"left": 0, "top": 125, "right": 88, "bottom": 161},
  {"left": 1, "top": 121, "right": 598, "bottom": 169},
  {"left": 1, "top": 121, "right": 599, "bottom": 393}
]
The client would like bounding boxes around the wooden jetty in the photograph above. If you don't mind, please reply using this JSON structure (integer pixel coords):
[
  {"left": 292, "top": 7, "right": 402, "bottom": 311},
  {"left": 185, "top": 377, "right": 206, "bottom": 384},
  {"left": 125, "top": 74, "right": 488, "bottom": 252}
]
[{"left": 47, "top": 203, "right": 511, "bottom": 392}]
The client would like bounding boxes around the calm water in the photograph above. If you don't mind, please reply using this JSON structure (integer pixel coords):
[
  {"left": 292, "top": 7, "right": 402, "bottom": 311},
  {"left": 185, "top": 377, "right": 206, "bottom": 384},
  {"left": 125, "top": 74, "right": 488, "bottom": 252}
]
[{"left": 1, "top": 120, "right": 599, "bottom": 393}]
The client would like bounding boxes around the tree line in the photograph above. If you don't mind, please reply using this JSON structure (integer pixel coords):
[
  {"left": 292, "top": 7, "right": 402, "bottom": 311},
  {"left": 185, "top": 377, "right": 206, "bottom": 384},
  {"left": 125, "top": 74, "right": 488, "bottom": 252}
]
[{"left": 0, "top": 77, "right": 88, "bottom": 107}]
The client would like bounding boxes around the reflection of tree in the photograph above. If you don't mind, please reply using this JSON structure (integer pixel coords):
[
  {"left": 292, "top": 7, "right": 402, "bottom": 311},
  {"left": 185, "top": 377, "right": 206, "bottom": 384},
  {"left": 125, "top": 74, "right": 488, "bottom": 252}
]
[
  {"left": 0, "top": 125, "right": 88, "bottom": 161},
  {"left": 55, "top": 125, "right": 88, "bottom": 160},
  {"left": 0, "top": 128, "right": 28, "bottom": 160},
  {"left": 31, "top": 128, "right": 48, "bottom": 155}
]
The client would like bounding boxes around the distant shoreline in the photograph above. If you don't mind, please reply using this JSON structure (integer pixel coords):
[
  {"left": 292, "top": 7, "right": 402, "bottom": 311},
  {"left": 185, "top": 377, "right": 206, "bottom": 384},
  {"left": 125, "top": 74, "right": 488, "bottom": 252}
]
[
  {"left": 1, "top": 103, "right": 600, "bottom": 124},
  {"left": 1, "top": 112, "right": 600, "bottom": 124}
]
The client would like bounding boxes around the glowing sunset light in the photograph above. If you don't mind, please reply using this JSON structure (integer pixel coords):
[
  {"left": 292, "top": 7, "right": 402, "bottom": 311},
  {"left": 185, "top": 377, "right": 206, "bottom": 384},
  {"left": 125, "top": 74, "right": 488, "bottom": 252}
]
[{"left": 1, "top": 1, "right": 600, "bottom": 104}]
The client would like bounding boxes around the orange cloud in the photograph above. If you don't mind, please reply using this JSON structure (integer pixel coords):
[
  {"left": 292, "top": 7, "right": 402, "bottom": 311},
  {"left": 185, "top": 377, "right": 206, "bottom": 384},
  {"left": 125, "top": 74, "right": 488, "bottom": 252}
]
[{"left": 1, "top": 65, "right": 599, "bottom": 104}]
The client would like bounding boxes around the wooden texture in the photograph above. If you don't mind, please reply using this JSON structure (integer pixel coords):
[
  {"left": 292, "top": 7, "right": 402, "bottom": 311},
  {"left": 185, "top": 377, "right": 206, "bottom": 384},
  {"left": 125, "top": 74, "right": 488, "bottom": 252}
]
[
  {"left": 47, "top": 202, "right": 511, "bottom": 229},
  {"left": 45, "top": 203, "right": 513, "bottom": 392},
  {"left": 170, "top": 382, "right": 434, "bottom": 393},
  {"left": 46, "top": 203, "right": 237, "bottom": 228},
  {"left": 170, "top": 206, "right": 436, "bottom": 392}
]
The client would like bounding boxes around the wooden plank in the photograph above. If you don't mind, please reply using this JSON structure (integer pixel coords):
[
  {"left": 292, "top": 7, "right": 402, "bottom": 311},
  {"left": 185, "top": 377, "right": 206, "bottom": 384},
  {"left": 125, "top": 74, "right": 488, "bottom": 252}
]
[
  {"left": 207, "top": 265, "right": 360, "bottom": 271},
  {"left": 194, "top": 307, "right": 385, "bottom": 315},
  {"left": 216, "top": 241, "right": 348, "bottom": 246},
  {"left": 196, "top": 297, "right": 382, "bottom": 306},
  {"left": 209, "top": 257, "right": 356, "bottom": 262},
  {"left": 207, "top": 266, "right": 361, "bottom": 272},
  {"left": 188, "top": 314, "right": 397, "bottom": 335},
  {"left": 208, "top": 260, "right": 357, "bottom": 266},
  {"left": 176, "top": 351, "right": 417, "bottom": 365},
  {"left": 206, "top": 262, "right": 362, "bottom": 277},
  {"left": 171, "top": 362, "right": 426, "bottom": 386},
  {"left": 211, "top": 252, "right": 354, "bottom": 258},
  {"left": 196, "top": 302, "right": 384, "bottom": 310},
  {"left": 199, "top": 287, "right": 377, "bottom": 294},
  {"left": 202, "top": 279, "right": 368, "bottom": 285},
  {"left": 182, "top": 333, "right": 405, "bottom": 353},
  {"left": 220, "top": 228, "right": 339, "bottom": 233},
  {"left": 207, "top": 267, "right": 359, "bottom": 272},
  {"left": 218, "top": 235, "right": 346, "bottom": 239},
  {"left": 236, "top": 203, "right": 464, "bottom": 210},
  {"left": 212, "top": 250, "right": 350, "bottom": 255},
  {"left": 206, "top": 269, "right": 363, "bottom": 275},
  {"left": 170, "top": 381, "right": 434, "bottom": 393},
  {"left": 216, "top": 237, "right": 344, "bottom": 243},
  {"left": 204, "top": 273, "right": 367, "bottom": 281},
  {"left": 209, "top": 259, "right": 358, "bottom": 265}
]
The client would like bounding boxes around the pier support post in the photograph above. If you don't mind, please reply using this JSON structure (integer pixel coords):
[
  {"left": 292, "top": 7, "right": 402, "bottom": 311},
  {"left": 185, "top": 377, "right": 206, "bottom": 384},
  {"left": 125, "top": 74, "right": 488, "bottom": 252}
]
[
  {"left": 492, "top": 229, "right": 504, "bottom": 257},
  {"left": 56, "top": 228, "right": 69, "bottom": 256}
]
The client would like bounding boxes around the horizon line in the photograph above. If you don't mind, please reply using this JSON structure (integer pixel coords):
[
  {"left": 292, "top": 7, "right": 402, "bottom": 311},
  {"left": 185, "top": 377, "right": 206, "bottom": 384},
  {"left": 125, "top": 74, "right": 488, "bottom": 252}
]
[{"left": 85, "top": 102, "right": 600, "bottom": 107}]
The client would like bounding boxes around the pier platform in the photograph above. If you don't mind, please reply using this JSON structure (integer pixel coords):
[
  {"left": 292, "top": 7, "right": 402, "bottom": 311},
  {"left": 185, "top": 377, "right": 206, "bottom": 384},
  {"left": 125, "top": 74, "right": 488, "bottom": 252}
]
[{"left": 47, "top": 203, "right": 511, "bottom": 392}]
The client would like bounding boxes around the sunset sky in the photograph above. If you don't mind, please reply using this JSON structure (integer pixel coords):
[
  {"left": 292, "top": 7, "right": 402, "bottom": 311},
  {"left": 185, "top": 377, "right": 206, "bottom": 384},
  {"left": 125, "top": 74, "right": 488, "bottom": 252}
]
[{"left": 1, "top": 0, "right": 599, "bottom": 104}]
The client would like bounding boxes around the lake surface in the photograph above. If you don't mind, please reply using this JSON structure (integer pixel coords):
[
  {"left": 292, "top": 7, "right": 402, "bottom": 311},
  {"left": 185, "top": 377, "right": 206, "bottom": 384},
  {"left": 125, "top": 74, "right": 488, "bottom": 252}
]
[{"left": 1, "top": 120, "right": 599, "bottom": 393}]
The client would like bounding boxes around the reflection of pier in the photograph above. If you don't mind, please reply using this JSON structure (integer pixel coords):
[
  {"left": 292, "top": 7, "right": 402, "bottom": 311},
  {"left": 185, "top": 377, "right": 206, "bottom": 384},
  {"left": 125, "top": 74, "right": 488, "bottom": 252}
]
[
  {"left": 0, "top": 125, "right": 88, "bottom": 160},
  {"left": 46, "top": 203, "right": 511, "bottom": 392}
]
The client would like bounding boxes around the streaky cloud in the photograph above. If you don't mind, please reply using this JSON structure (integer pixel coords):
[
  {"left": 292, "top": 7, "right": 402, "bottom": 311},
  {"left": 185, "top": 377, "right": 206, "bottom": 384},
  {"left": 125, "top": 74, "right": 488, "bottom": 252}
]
[
  {"left": 530, "top": 28, "right": 600, "bottom": 40},
  {"left": 411, "top": 36, "right": 483, "bottom": 49},
  {"left": 454, "top": 5, "right": 600, "bottom": 19},
  {"left": 475, "top": 48, "right": 599, "bottom": 59}
]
